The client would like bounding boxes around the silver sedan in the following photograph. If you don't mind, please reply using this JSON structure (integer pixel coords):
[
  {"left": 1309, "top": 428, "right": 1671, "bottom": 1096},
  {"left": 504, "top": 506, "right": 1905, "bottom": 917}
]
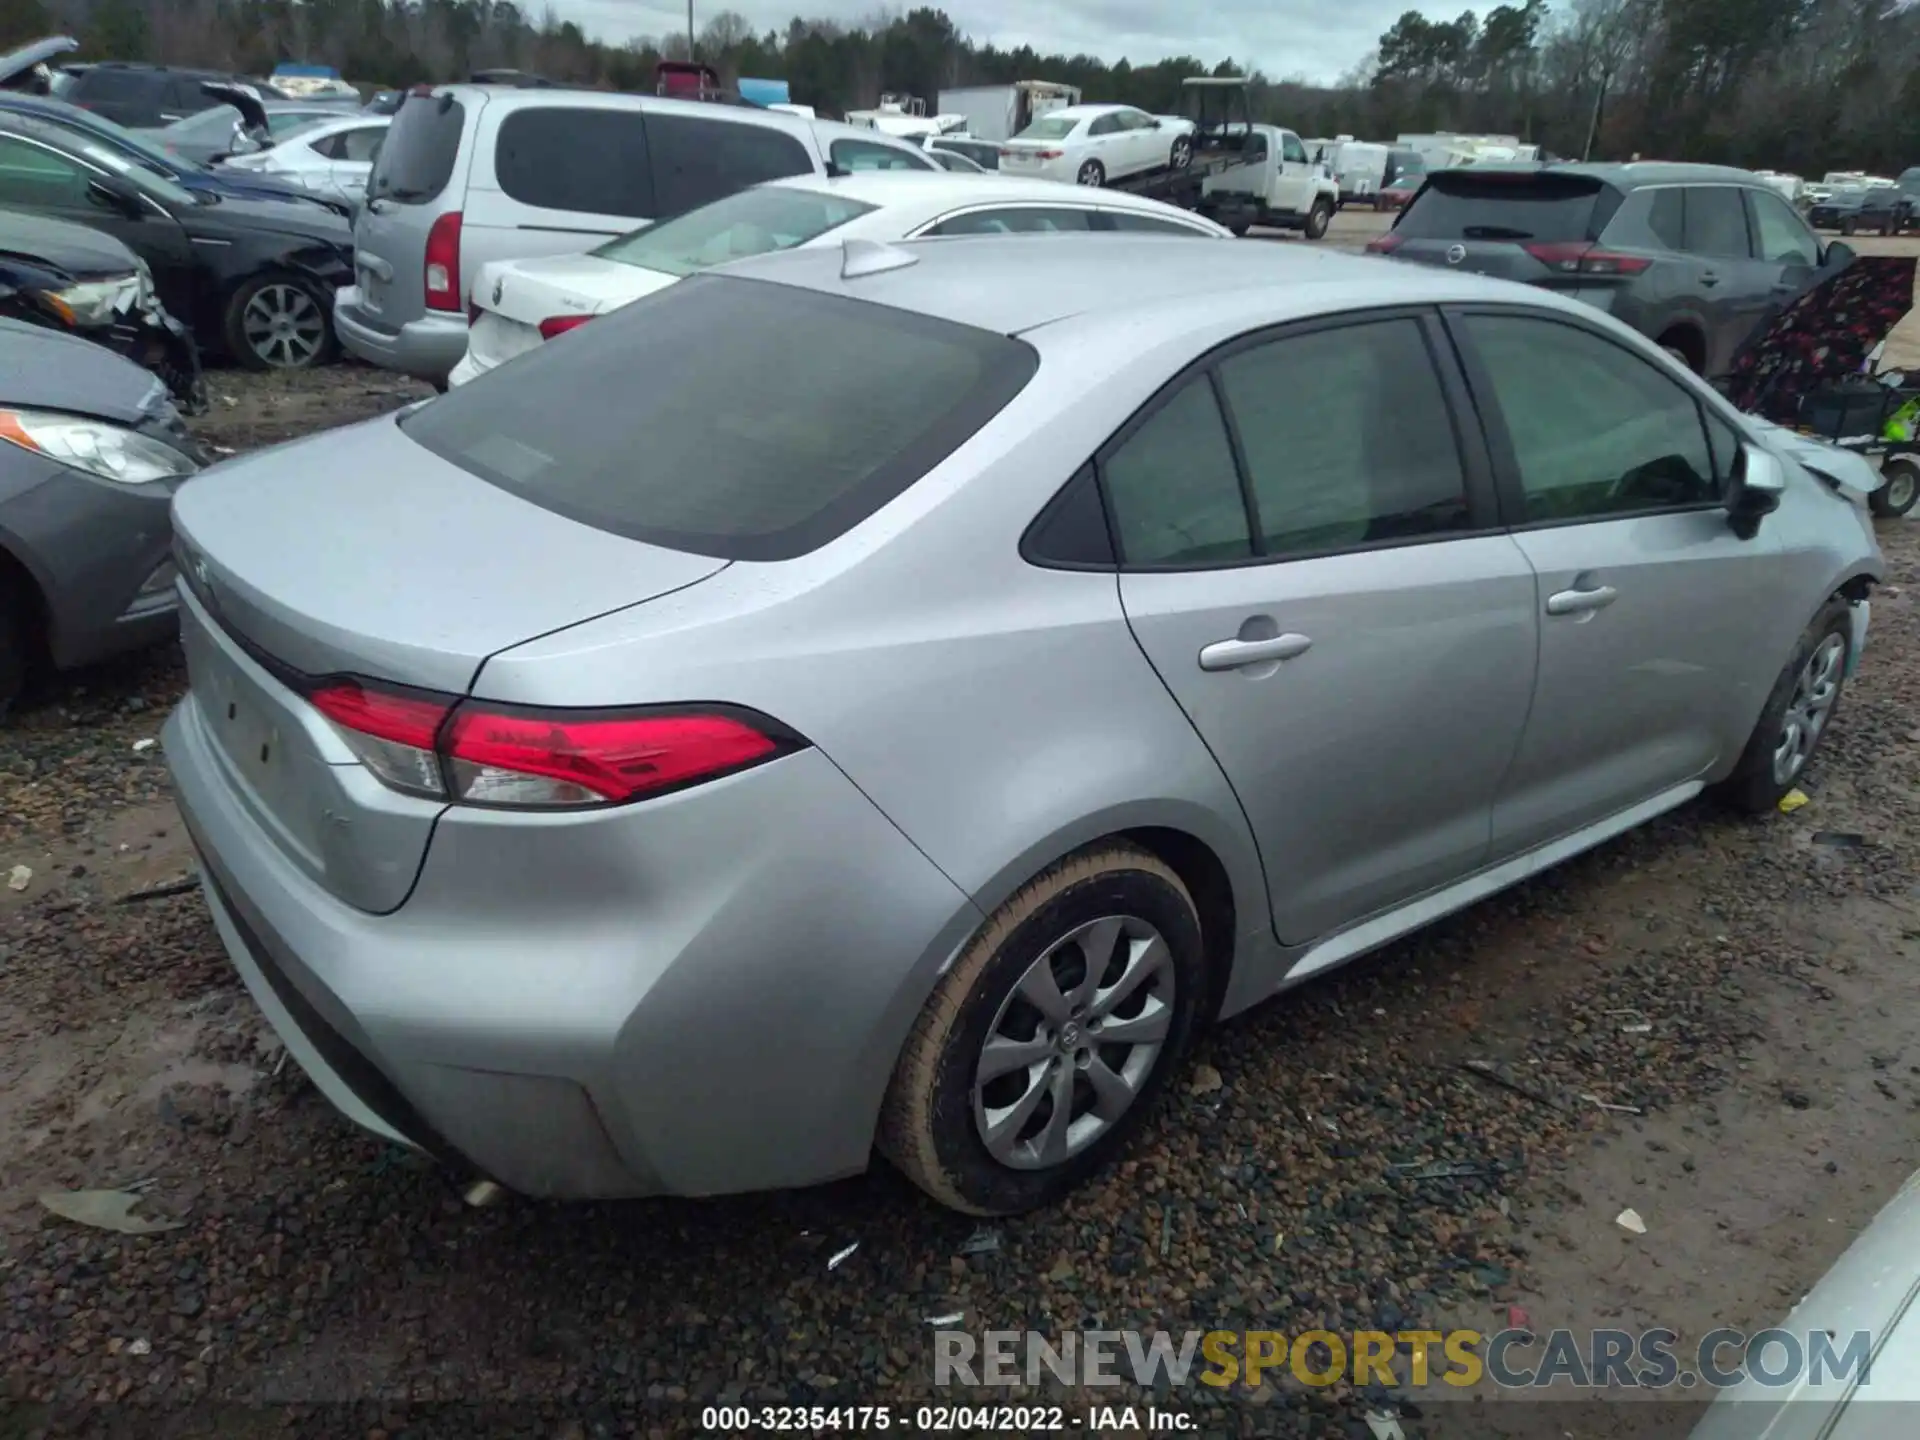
[{"left": 162, "top": 235, "right": 1882, "bottom": 1215}]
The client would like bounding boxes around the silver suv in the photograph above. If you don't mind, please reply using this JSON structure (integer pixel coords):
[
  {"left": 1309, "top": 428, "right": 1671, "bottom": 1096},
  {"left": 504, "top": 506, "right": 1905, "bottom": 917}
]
[{"left": 334, "top": 85, "right": 937, "bottom": 385}]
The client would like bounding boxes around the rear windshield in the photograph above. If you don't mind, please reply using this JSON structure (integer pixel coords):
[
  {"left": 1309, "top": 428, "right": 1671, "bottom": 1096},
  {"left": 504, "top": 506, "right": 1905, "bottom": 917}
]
[
  {"left": 1395, "top": 173, "right": 1608, "bottom": 242},
  {"left": 70, "top": 70, "right": 152, "bottom": 102},
  {"left": 594, "top": 186, "right": 877, "bottom": 277},
  {"left": 1016, "top": 117, "right": 1077, "bottom": 141},
  {"left": 401, "top": 274, "right": 1038, "bottom": 561},
  {"left": 368, "top": 93, "right": 465, "bottom": 204}
]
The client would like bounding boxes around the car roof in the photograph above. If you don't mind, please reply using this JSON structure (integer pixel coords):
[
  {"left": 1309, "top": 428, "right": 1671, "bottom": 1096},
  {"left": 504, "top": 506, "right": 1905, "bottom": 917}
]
[
  {"left": 709, "top": 231, "right": 1576, "bottom": 338},
  {"left": 1450, "top": 160, "right": 1766, "bottom": 189},
  {"left": 763, "top": 170, "right": 1224, "bottom": 224}
]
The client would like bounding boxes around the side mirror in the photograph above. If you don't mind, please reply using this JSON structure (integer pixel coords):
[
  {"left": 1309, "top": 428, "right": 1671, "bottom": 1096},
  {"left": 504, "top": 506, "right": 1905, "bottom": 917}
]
[
  {"left": 1728, "top": 442, "right": 1786, "bottom": 540},
  {"left": 1824, "top": 239, "right": 1856, "bottom": 269},
  {"left": 1147, "top": 118, "right": 1161, "bottom": 129},
  {"left": 85, "top": 178, "right": 142, "bottom": 220}
]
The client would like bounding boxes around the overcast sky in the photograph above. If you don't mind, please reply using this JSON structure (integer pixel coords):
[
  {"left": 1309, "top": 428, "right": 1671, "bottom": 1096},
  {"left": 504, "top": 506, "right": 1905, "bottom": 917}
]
[{"left": 548, "top": 1, "right": 1461, "bottom": 86}]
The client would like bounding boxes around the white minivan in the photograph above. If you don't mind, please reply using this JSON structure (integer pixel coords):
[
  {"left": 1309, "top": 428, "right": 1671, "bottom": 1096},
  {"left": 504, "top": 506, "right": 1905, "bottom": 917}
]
[{"left": 333, "top": 84, "right": 936, "bottom": 386}]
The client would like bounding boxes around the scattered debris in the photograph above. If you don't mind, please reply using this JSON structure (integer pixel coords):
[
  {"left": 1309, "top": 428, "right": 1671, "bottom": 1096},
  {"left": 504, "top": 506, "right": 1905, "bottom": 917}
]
[
  {"left": 6, "top": 864, "right": 30, "bottom": 892},
  {"left": 1388, "top": 1159, "right": 1493, "bottom": 1181},
  {"left": 1272, "top": 1231, "right": 1286, "bottom": 1254},
  {"left": 1620, "top": 1022, "right": 1654, "bottom": 1035},
  {"left": 958, "top": 1226, "right": 1002, "bottom": 1257},
  {"left": 1462, "top": 1058, "right": 1576, "bottom": 1112},
  {"left": 1159, "top": 1206, "right": 1175, "bottom": 1257},
  {"left": 1498, "top": 1195, "right": 1512, "bottom": 1218},
  {"left": 38, "top": 1188, "right": 183, "bottom": 1236},
  {"left": 827, "top": 1241, "right": 859, "bottom": 1271},
  {"left": 1507, "top": 1304, "right": 1531, "bottom": 1332},
  {"left": 925, "top": 1312, "right": 965, "bottom": 1327},
  {"left": 461, "top": 1179, "right": 504, "bottom": 1209},
  {"left": 131, "top": 738, "right": 157, "bottom": 753},
  {"left": 1778, "top": 788, "right": 1811, "bottom": 814},
  {"left": 1615, "top": 1207, "right": 1647, "bottom": 1236},
  {"left": 1189, "top": 1064, "right": 1223, "bottom": 1096},
  {"left": 1811, "top": 832, "right": 1865, "bottom": 849},
  {"left": 117, "top": 876, "right": 198, "bottom": 904},
  {"left": 1046, "top": 1254, "right": 1075, "bottom": 1283},
  {"left": 1584, "top": 1094, "right": 1644, "bottom": 1115},
  {"left": 127, "top": 1338, "right": 151, "bottom": 1356},
  {"left": 1364, "top": 1411, "right": 1407, "bottom": 1440}
]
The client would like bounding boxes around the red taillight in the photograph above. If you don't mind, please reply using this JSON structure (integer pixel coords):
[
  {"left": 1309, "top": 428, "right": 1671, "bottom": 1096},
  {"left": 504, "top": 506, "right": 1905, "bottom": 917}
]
[
  {"left": 1522, "top": 241, "right": 1652, "bottom": 276},
  {"left": 443, "top": 707, "right": 781, "bottom": 806},
  {"left": 1366, "top": 233, "right": 1405, "bottom": 254},
  {"left": 424, "top": 210, "right": 463, "bottom": 312},
  {"left": 537, "top": 314, "right": 593, "bottom": 340},
  {"left": 305, "top": 677, "right": 798, "bottom": 809}
]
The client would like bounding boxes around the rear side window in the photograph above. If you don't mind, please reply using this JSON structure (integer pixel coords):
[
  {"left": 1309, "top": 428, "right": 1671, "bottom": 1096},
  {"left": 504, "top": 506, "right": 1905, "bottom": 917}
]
[
  {"left": 401, "top": 275, "right": 1037, "bottom": 561},
  {"left": 369, "top": 93, "right": 465, "bottom": 204},
  {"left": 1105, "top": 211, "right": 1211, "bottom": 236},
  {"left": 1683, "top": 186, "right": 1751, "bottom": 258},
  {"left": 495, "top": 108, "right": 654, "bottom": 217},
  {"left": 1101, "top": 379, "right": 1252, "bottom": 567},
  {"left": 650, "top": 113, "right": 812, "bottom": 218},
  {"left": 1396, "top": 173, "right": 1612, "bottom": 243},
  {"left": 929, "top": 207, "right": 1095, "bottom": 235}
]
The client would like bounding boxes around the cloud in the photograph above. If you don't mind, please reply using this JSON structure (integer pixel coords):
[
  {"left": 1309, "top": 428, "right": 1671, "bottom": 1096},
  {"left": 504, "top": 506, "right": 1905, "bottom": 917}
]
[{"left": 546, "top": 0, "right": 1460, "bottom": 86}]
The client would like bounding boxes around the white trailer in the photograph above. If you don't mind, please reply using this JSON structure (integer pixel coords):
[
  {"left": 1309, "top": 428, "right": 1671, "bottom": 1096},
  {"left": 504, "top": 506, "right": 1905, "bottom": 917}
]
[
  {"left": 935, "top": 80, "right": 1081, "bottom": 143},
  {"left": 1330, "top": 140, "right": 1389, "bottom": 201}
]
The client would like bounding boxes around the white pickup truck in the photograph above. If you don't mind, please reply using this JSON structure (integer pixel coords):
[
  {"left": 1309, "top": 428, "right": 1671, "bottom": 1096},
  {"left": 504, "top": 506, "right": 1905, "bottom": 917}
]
[{"left": 1200, "top": 124, "right": 1341, "bottom": 239}]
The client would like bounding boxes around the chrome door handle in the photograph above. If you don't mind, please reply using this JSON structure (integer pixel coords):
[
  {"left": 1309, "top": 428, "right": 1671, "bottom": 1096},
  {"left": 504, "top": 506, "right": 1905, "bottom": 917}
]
[
  {"left": 1199, "top": 633, "right": 1313, "bottom": 671},
  {"left": 1546, "top": 585, "right": 1618, "bottom": 616}
]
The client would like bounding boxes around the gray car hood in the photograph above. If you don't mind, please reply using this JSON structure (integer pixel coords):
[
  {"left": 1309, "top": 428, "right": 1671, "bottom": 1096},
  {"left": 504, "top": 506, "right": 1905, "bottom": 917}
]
[
  {"left": 1, "top": 208, "right": 140, "bottom": 279},
  {"left": 0, "top": 316, "right": 171, "bottom": 424}
]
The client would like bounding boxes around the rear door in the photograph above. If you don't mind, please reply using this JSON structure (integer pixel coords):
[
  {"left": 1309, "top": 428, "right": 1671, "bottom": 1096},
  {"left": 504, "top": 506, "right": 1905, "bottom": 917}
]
[
  {"left": 1388, "top": 170, "right": 1621, "bottom": 283},
  {"left": 1676, "top": 183, "right": 1777, "bottom": 374},
  {"left": 1110, "top": 311, "right": 1538, "bottom": 946},
  {"left": 1446, "top": 308, "right": 1790, "bottom": 858},
  {"left": 1744, "top": 185, "right": 1824, "bottom": 336},
  {"left": 356, "top": 89, "right": 480, "bottom": 322}
]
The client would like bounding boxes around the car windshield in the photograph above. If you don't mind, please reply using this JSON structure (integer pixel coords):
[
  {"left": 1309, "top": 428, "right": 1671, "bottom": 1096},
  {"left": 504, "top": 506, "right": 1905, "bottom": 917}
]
[
  {"left": 594, "top": 186, "right": 879, "bottom": 277},
  {"left": 1015, "top": 117, "right": 1078, "bottom": 141},
  {"left": 69, "top": 135, "right": 197, "bottom": 206}
]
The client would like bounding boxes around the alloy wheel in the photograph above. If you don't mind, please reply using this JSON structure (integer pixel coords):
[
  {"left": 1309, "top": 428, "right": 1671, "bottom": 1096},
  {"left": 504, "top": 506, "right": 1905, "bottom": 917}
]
[
  {"left": 1170, "top": 136, "right": 1193, "bottom": 169},
  {"left": 1772, "top": 634, "right": 1846, "bottom": 785},
  {"left": 1077, "top": 160, "right": 1103, "bottom": 186},
  {"left": 242, "top": 283, "right": 326, "bottom": 368},
  {"left": 972, "top": 914, "right": 1175, "bottom": 1171},
  {"left": 1884, "top": 466, "right": 1918, "bottom": 513}
]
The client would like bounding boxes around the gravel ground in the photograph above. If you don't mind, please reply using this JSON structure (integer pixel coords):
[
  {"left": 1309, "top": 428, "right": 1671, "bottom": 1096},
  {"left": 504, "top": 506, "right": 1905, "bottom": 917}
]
[{"left": 1, "top": 329, "right": 1918, "bottom": 1439}]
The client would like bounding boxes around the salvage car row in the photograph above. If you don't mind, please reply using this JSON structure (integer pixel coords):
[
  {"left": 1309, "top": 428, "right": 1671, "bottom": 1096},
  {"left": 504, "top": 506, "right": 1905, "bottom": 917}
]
[{"left": 0, "top": 54, "right": 1909, "bottom": 1225}]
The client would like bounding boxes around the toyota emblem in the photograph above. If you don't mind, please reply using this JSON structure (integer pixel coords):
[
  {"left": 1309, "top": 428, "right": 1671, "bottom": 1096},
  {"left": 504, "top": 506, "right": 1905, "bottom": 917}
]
[
  {"left": 1445, "top": 243, "right": 1467, "bottom": 265},
  {"left": 492, "top": 277, "right": 504, "bottom": 306}
]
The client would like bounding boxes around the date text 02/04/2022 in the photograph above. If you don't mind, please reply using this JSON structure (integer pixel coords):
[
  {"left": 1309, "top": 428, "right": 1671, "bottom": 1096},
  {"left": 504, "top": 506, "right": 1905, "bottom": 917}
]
[{"left": 698, "top": 1404, "right": 1197, "bottom": 1431}]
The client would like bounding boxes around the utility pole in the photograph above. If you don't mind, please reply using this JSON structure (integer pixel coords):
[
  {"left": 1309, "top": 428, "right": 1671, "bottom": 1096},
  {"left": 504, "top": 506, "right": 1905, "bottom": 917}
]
[{"left": 687, "top": 0, "right": 696, "bottom": 60}]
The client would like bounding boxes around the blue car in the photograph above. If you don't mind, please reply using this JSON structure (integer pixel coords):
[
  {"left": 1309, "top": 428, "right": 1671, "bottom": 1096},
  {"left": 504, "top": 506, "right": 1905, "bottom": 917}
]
[{"left": 0, "top": 92, "right": 350, "bottom": 215}]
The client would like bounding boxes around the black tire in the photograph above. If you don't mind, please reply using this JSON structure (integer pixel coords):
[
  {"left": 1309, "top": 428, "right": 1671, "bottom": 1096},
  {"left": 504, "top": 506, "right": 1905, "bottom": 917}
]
[
  {"left": 222, "top": 272, "right": 337, "bottom": 372},
  {"left": 878, "top": 843, "right": 1206, "bottom": 1215},
  {"left": 1872, "top": 457, "right": 1920, "bottom": 517},
  {"left": 0, "top": 603, "right": 25, "bottom": 722},
  {"left": 1658, "top": 330, "right": 1703, "bottom": 374},
  {"left": 1842, "top": 217, "right": 1858, "bottom": 236},
  {"left": 1169, "top": 135, "right": 1193, "bottom": 170},
  {"left": 1717, "top": 598, "right": 1853, "bottom": 814},
  {"left": 1075, "top": 159, "right": 1105, "bottom": 187},
  {"left": 1303, "top": 197, "right": 1333, "bottom": 240}
]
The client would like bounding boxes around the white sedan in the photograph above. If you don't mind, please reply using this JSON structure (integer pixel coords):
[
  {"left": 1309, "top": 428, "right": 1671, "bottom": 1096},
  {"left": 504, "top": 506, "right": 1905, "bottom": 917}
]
[
  {"left": 220, "top": 113, "right": 390, "bottom": 213},
  {"left": 998, "top": 103, "right": 1193, "bottom": 187},
  {"left": 449, "top": 171, "right": 1229, "bottom": 387}
]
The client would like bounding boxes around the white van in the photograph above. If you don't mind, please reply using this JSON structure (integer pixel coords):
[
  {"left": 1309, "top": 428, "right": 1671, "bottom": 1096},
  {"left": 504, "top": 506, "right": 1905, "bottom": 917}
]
[{"left": 334, "top": 84, "right": 936, "bottom": 385}]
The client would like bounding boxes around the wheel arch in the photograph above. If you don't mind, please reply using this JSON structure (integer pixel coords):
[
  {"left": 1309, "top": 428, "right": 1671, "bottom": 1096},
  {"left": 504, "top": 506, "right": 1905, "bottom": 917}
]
[
  {"left": 1654, "top": 319, "right": 1708, "bottom": 374},
  {"left": 0, "top": 531, "right": 53, "bottom": 665}
]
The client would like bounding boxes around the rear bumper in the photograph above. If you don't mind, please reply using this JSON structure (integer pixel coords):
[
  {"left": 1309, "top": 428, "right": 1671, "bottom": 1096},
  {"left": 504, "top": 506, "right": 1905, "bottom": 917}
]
[
  {"left": 332, "top": 286, "right": 467, "bottom": 383},
  {"left": 163, "top": 689, "right": 983, "bottom": 1199}
]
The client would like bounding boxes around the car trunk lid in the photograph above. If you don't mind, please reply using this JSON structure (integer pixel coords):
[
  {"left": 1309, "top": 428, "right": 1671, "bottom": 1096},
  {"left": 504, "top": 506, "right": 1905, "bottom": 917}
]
[
  {"left": 355, "top": 88, "right": 477, "bottom": 324},
  {"left": 463, "top": 253, "right": 674, "bottom": 376},
  {"left": 171, "top": 414, "right": 728, "bottom": 912},
  {"left": 1376, "top": 169, "right": 1620, "bottom": 284}
]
